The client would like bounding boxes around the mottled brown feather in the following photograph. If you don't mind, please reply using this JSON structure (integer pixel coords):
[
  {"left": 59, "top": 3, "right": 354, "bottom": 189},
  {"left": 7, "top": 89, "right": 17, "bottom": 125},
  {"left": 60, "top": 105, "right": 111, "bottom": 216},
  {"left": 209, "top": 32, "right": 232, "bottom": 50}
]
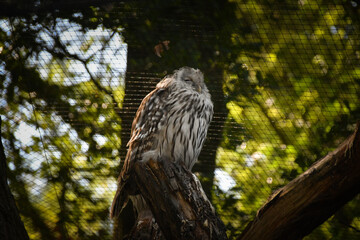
[{"left": 110, "top": 67, "right": 213, "bottom": 219}]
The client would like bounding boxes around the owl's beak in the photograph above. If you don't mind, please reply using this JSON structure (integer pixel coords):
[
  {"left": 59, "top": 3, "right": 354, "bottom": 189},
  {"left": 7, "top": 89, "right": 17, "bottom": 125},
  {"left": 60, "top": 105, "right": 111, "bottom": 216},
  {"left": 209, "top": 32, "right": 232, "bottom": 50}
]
[{"left": 197, "top": 85, "right": 202, "bottom": 93}]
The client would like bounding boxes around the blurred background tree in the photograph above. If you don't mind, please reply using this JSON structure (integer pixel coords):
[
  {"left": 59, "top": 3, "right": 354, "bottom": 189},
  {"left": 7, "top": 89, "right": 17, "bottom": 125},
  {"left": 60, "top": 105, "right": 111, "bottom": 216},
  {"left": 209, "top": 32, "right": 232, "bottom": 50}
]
[{"left": 0, "top": 0, "right": 359, "bottom": 239}]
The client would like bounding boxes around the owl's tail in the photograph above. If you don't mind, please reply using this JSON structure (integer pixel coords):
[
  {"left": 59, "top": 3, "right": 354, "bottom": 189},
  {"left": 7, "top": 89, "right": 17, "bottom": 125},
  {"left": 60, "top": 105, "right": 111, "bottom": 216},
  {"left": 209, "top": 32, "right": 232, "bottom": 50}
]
[{"left": 110, "top": 178, "right": 130, "bottom": 219}]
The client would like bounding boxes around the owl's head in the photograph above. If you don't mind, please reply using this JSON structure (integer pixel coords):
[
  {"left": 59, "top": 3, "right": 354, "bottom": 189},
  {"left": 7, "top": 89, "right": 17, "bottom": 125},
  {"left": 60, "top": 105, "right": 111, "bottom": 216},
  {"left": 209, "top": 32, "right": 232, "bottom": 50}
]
[
  {"left": 157, "top": 67, "right": 210, "bottom": 96},
  {"left": 172, "top": 67, "right": 208, "bottom": 94}
]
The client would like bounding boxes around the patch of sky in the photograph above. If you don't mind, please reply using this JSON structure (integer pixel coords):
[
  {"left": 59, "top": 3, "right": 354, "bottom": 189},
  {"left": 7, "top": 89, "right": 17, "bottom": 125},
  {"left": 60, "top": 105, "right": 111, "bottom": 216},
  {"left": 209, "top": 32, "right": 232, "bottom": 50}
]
[
  {"left": 93, "top": 134, "right": 107, "bottom": 146},
  {"left": 15, "top": 122, "right": 40, "bottom": 146},
  {"left": 215, "top": 168, "right": 236, "bottom": 192}
]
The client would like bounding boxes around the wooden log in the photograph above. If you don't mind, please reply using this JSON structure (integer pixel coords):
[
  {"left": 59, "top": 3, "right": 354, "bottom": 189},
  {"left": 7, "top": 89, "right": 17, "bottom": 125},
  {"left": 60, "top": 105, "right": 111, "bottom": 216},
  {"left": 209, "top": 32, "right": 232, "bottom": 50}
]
[
  {"left": 238, "top": 122, "right": 360, "bottom": 240},
  {"left": 134, "top": 158, "right": 228, "bottom": 240}
]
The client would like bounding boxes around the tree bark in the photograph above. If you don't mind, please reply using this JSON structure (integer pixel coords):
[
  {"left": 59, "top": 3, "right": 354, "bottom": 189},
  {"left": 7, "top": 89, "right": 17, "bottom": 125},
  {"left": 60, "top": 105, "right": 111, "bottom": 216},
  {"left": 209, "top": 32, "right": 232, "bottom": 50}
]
[
  {"left": 238, "top": 122, "right": 360, "bottom": 240},
  {"left": 0, "top": 118, "right": 30, "bottom": 240},
  {"left": 133, "top": 158, "right": 228, "bottom": 240}
]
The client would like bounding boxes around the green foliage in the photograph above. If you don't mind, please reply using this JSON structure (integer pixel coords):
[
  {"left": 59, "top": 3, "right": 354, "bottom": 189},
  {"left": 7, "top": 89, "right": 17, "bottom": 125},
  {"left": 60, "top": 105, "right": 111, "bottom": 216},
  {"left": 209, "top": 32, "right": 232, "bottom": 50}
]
[
  {"left": 0, "top": 13, "right": 124, "bottom": 239},
  {"left": 214, "top": 0, "right": 360, "bottom": 238}
]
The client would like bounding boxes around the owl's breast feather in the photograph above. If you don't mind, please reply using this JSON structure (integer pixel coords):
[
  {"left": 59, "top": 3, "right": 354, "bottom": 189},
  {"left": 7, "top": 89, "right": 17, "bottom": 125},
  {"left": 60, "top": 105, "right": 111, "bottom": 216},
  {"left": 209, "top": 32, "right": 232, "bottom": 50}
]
[{"left": 143, "top": 91, "right": 213, "bottom": 169}]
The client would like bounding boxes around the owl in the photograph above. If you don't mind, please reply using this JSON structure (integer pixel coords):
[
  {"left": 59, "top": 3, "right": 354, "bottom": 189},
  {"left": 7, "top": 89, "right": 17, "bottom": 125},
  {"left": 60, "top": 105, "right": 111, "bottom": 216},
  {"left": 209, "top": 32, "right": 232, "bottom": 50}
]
[{"left": 110, "top": 67, "right": 213, "bottom": 219}]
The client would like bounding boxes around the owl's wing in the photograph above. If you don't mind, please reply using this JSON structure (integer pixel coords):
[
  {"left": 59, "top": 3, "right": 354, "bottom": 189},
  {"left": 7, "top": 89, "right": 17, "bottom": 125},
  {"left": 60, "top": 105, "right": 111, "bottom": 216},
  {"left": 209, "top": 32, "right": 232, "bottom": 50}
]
[{"left": 110, "top": 86, "right": 169, "bottom": 218}]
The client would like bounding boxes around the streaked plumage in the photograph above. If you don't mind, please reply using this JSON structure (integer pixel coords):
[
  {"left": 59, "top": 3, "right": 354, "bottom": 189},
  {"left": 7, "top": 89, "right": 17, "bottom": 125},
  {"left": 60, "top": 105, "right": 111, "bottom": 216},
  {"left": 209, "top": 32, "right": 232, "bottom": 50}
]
[{"left": 110, "top": 67, "right": 213, "bottom": 218}]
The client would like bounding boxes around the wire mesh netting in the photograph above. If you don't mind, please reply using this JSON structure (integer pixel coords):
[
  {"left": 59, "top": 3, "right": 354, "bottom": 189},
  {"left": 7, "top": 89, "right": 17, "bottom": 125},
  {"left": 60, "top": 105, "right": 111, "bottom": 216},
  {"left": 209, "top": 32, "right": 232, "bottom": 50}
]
[{"left": 0, "top": 0, "right": 360, "bottom": 239}]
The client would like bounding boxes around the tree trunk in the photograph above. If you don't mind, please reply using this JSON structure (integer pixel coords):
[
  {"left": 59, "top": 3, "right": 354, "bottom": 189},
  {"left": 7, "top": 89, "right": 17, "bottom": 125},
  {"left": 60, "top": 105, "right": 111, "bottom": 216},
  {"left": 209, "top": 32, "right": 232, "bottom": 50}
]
[
  {"left": 116, "top": 12, "right": 229, "bottom": 239},
  {"left": 238, "top": 122, "right": 360, "bottom": 240},
  {"left": 134, "top": 158, "right": 228, "bottom": 240},
  {"left": 0, "top": 118, "right": 30, "bottom": 240},
  {"left": 114, "top": 1, "right": 234, "bottom": 237}
]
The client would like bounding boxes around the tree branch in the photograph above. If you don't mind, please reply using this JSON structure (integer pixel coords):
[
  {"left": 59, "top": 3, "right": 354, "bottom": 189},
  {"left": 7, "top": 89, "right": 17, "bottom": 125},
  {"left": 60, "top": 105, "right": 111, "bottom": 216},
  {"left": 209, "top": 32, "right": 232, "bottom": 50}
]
[
  {"left": 134, "top": 158, "right": 228, "bottom": 240},
  {"left": 0, "top": 117, "right": 30, "bottom": 240},
  {"left": 238, "top": 121, "right": 360, "bottom": 240}
]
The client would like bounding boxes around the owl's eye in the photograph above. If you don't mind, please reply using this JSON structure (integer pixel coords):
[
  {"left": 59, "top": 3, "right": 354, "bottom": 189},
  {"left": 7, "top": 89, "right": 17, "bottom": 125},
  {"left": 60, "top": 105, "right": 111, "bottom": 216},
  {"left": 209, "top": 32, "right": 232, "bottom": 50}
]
[{"left": 184, "top": 78, "right": 192, "bottom": 82}]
